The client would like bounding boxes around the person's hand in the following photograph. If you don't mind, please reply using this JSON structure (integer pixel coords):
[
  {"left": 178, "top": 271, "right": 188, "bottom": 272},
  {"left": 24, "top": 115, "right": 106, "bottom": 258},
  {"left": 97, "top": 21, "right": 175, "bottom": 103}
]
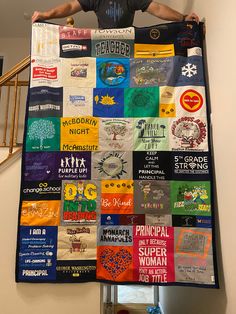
[
  {"left": 184, "top": 13, "right": 199, "bottom": 23},
  {"left": 32, "top": 11, "right": 46, "bottom": 23}
]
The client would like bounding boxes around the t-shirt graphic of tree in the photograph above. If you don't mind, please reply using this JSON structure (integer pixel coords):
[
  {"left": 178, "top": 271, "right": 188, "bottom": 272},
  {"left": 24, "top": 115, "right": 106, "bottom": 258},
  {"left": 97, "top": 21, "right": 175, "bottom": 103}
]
[
  {"left": 105, "top": 123, "right": 127, "bottom": 140},
  {"left": 28, "top": 119, "right": 55, "bottom": 149}
]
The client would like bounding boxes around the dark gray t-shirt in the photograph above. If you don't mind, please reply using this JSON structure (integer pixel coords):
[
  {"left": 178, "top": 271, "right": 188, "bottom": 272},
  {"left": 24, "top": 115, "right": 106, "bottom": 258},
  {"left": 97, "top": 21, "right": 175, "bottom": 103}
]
[{"left": 78, "top": 0, "right": 152, "bottom": 28}]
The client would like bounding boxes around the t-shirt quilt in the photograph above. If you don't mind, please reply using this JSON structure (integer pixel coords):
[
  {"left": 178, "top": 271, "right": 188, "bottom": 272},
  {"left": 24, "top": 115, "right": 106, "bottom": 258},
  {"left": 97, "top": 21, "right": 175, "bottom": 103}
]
[{"left": 15, "top": 21, "right": 219, "bottom": 288}]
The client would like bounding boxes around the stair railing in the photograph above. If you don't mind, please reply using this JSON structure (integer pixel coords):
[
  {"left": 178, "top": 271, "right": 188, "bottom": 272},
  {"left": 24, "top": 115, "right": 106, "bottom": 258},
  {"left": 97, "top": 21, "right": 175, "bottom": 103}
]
[{"left": 0, "top": 17, "right": 75, "bottom": 168}]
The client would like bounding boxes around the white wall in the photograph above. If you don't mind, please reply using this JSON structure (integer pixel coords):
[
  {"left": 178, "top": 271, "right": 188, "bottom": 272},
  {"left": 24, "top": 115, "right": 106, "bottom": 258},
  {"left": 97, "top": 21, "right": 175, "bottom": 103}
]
[
  {"left": 160, "top": 0, "right": 236, "bottom": 313},
  {"left": 0, "top": 38, "right": 30, "bottom": 76}
]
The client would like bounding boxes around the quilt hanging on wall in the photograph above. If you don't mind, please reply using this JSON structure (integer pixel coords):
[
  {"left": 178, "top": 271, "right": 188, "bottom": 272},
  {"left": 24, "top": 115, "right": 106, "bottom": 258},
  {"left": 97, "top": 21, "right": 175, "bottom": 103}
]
[{"left": 15, "top": 21, "right": 219, "bottom": 288}]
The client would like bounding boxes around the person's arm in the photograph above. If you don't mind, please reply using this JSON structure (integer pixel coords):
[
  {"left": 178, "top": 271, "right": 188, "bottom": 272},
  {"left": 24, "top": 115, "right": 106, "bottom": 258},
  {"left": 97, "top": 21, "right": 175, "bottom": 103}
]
[
  {"left": 146, "top": 1, "right": 199, "bottom": 23},
  {"left": 32, "top": 0, "right": 82, "bottom": 23}
]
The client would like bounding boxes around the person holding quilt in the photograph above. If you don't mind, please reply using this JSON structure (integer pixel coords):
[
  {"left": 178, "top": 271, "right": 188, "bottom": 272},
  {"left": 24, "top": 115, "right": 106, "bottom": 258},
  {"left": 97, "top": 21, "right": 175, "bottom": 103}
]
[{"left": 32, "top": 0, "right": 199, "bottom": 28}]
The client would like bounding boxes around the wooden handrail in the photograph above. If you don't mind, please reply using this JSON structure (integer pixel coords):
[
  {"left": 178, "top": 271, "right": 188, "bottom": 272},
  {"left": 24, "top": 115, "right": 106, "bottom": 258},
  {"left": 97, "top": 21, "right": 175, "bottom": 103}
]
[
  {"left": 0, "top": 56, "right": 30, "bottom": 86},
  {"left": 2, "top": 85, "right": 10, "bottom": 146},
  {"left": 0, "top": 56, "right": 30, "bottom": 161},
  {"left": 3, "top": 81, "right": 29, "bottom": 86},
  {"left": 9, "top": 74, "right": 19, "bottom": 154}
]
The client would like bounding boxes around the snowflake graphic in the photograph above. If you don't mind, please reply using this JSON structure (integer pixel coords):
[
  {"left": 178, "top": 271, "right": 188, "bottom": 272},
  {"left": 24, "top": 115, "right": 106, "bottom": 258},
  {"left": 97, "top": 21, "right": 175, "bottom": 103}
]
[{"left": 181, "top": 63, "right": 197, "bottom": 78}]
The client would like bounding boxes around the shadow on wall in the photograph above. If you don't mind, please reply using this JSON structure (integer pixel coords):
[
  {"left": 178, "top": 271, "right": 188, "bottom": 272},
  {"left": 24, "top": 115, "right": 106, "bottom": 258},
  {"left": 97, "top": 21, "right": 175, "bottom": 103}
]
[
  {"left": 134, "top": 0, "right": 196, "bottom": 27},
  {"left": 183, "top": 0, "right": 195, "bottom": 14},
  {"left": 160, "top": 196, "right": 227, "bottom": 314},
  {"left": 160, "top": 0, "right": 227, "bottom": 311}
]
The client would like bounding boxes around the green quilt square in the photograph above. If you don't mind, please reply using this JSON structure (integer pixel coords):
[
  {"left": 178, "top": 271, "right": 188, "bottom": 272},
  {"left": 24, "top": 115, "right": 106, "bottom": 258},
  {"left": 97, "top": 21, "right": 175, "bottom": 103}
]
[
  {"left": 26, "top": 117, "right": 60, "bottom": 152},
  {"left": 124, "top": 87, "right": 159, "bottom": 117},
  {"left": 170, "top": 181, "right": 211, "bottom": 216}
]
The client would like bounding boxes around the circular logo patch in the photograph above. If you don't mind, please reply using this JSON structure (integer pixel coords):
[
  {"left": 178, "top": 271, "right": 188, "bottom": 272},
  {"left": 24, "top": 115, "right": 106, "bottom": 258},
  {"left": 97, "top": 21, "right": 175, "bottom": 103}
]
[
  {"left": 180, "top": 89, "right": 203, "bottom": 112},
  {"left": 97, "top": 153, "right": 127, "bottom": 179},
  {"left": 150, "top": 28, "right": 160, "bottom": 40},
  {"left": 99, "top": 61, "right": 127, "bottom": 86}
]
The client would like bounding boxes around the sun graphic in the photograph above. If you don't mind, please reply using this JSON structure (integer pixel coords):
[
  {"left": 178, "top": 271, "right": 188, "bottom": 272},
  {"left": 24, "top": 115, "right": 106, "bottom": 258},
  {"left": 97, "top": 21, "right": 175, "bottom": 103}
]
[
  {"left": 94, "top": 94, "right": 117, "bottom": 105},
  {"left": 100, "top": 94, "right": 116, "bottom": 105},
  {"left": 95, "top": 152, "right": 127, "bottom": 179}
]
